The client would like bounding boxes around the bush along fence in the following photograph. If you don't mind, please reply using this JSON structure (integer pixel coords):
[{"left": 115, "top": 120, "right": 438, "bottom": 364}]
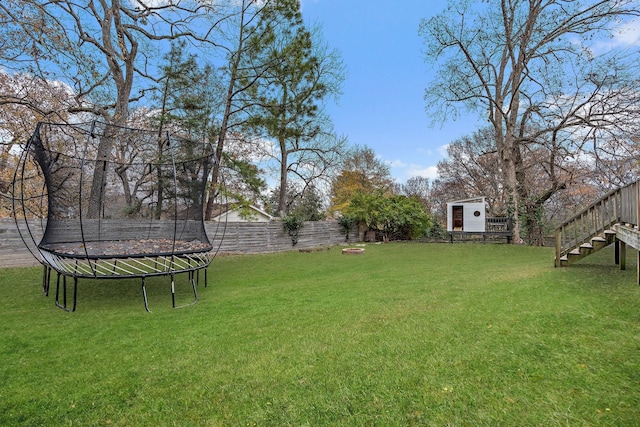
[{"left": 0, "top": 220, "right": 351, "bottom": 267}]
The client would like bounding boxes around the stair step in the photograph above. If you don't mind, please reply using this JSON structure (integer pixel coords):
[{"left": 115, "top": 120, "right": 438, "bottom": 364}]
[
  {"left": 580, "top": 243, "right": 593, "bottom": 249},
  {"left": 592, "top": 237, "right": 606, "bottom": 242}
]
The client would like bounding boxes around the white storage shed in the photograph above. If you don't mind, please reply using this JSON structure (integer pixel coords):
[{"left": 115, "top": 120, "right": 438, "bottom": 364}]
[{"left": 447, "top": 197, "right": 487, "bottom": 233}]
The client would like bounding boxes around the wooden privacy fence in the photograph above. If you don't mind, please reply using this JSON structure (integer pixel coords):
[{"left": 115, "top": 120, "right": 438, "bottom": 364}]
[
  {"left": 554, "top": 179, "right": 640, "bottom": 266},
  {"left": 210, "top": 221, "right": 347, "bottom": 254},
  {"left": 0, "top": 220, "right": 349, "bottom": 267}
]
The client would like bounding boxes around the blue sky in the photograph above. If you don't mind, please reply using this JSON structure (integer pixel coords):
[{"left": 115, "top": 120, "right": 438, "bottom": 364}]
[
  {"left": 301, "top": 0, "right": 484, "bottom": 183},
  {"left": 301, "top": 0, "right": 640, "bottom": 184}
]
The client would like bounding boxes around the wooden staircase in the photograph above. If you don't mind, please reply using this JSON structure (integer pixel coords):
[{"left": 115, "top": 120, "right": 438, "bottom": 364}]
[
  {"left": 555, "top": 180, "right": 640, "bottom": 267},
  {"left": 556, "top": 229, "right": 616, "bottom": 266}
]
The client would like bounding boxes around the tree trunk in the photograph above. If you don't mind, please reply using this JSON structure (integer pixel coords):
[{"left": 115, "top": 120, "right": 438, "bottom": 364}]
[
  {"left": 525, "top": 209, "right": 546, "bottom": 246},
  {"left": 86, "top": 132, "right": 113, "bottom": 219},
  {"left": 277, "top": 145, "right": 288, "bottom": 217},
  {"left": 501, "top": 134, "right": 523, "bottom": 244},
  {"left": 86, "top": 2, "right": 135, "bottom": 219},
  {"left": 204, "top": 5, "right": 247, "bottom": 221},
  {"left": 521, "top": 181, "right": 567, "bottom": 246}
]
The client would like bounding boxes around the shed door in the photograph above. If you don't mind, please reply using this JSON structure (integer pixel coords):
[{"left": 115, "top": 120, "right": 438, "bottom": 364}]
[{"left": 452, "top": 205, "right": 464, "bottom": 230}]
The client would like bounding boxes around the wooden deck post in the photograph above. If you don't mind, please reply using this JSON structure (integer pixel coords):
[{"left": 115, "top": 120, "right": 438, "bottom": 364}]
[
  {"left": 619, "top": 240, "right": 626, "bottom": 271},
  {"left": 637, "top": 251, "right": 640, "bottom": 286}
]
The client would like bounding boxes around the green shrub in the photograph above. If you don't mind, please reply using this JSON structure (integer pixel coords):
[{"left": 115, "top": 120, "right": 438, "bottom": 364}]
[
  {"left": 345, "top": 191, "right": 432, "bottom": 241},
  {"left": 282, "top": 214, "right": 304, "bottom": 245},
  {"left": 337, "top": 214, "right": 356, "bottom": 241}
]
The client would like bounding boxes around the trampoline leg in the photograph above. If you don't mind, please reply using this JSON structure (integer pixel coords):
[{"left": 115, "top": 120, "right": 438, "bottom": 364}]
[
  {"left": 171, "top": 274, "right": 176, "bottom": 308},
  {"left": 42, "top": 265, "right": 51, "bottom": 296},
  {"left": 55, "top": 274, "right": 72, "bottom": 312},
  {"left": 72, "top": 277, "right": 78, "bottom": 312},
  {"left": 205, "top": 268, "right": 208, "bottom": 288},
  {"left": 172, "top": 273, "right": 198, "bottom": 309},
  {"left": 54, "top": 274, "right": 77, "bottom": 312},
  {"left": 141, "top": 277, "right": 151, "bottom": 312},
  {"left": 55, "top": 273, "right": 61, "bottom": 307},
  {"left": 189, "top": 274, "right": 198, "bottom": 306}
]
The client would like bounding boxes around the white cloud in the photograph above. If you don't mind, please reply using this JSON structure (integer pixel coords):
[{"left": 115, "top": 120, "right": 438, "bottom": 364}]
[
  {"left": 389, "top": 161, "right": 440, "bottom": 182},
  {"left": 131, "top": 0, "right": 169, "bottom": 7},
  {"left": 437, "top": 144, "right": 449, "bottom": 158},
  {"left": 407, "top": 165, "right": 439, "bottom": 180},
  {"left": 587, "top": 18, "right": 640, "bottom": 54},
  {"left": 613, "top": 18, "right": 640, "bottom": 46},
  {"left": 387, "top": 159, "right": 407, "bottom": 168},
  {"left": 300, "top": 0, "right": 320, "bottom": 11},
  {"left": 385, "top": 148, "right": 445, "bottom": 182},
  {"left": 417, "top": 144, "right": 449, "bottom": 159}
]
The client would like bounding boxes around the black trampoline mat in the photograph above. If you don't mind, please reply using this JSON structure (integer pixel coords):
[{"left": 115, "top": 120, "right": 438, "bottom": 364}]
[{"left": 39, "top": 239, "right": 212, "bottom": 259}]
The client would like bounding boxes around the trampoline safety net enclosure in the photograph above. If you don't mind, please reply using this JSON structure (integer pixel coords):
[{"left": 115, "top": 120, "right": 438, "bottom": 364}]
[{"left": 12, "top": 121, "right": 225, "bottom": 311}]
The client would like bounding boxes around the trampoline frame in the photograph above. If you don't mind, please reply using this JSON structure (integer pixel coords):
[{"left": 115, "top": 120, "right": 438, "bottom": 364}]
[{"left": 12, "top": 120, "right": 226, "bottom": 311}]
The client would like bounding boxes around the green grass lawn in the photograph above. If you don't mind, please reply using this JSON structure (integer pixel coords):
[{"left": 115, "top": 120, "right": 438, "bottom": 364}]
[{"left": 1, "top": 243, "right": 639, "bottom": 426}]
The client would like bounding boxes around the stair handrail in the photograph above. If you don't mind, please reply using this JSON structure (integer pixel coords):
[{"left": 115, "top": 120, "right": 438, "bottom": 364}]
[
  {"left": 554, "top": 179, "right": 640, "bottom": 266},
  {"left": 556, "top": 187, "right": 621, "bottom": 229}
]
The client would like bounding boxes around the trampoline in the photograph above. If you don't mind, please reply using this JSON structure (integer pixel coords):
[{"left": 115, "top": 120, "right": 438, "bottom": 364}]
[{"left": 12, "top": 121, "right": 225, "bottom": 311}]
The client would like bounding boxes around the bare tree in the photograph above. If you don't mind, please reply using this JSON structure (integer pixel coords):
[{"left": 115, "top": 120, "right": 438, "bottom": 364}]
[
  {"left": 435, "top": 128, "right": 507, "bottom": 215},
  {"left": 2, "top": 1, "right": 349, "bottom": 222},
  {"left": 0, "top": 72, "right": 76, "bottom": 216},
  {"left": 395, "top": 176, "right": 434, "bottom": 214},
  {"left": 421, "top": 0, "right": 640, "bottom": 243},
  {"left": 0, "top": 0, "right": 221, "bottom": 218},
  {"left": 436, "top": 126, "right": 590, "bottom": 244}
]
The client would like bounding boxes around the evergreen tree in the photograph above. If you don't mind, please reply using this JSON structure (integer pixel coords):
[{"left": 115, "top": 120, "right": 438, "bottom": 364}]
[{"left": 152, "top": 41, "right": 215, "bottom": 218}]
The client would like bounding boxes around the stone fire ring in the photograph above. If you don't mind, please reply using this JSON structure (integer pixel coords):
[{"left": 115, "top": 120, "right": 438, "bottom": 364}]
[{"left": 342, "top": 247, "right": 365, "bottom": 255}]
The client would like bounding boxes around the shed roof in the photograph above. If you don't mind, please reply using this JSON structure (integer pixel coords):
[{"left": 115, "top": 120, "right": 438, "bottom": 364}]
[{"left": 448, "top": 197, "right": 486, "bottom": 204}]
